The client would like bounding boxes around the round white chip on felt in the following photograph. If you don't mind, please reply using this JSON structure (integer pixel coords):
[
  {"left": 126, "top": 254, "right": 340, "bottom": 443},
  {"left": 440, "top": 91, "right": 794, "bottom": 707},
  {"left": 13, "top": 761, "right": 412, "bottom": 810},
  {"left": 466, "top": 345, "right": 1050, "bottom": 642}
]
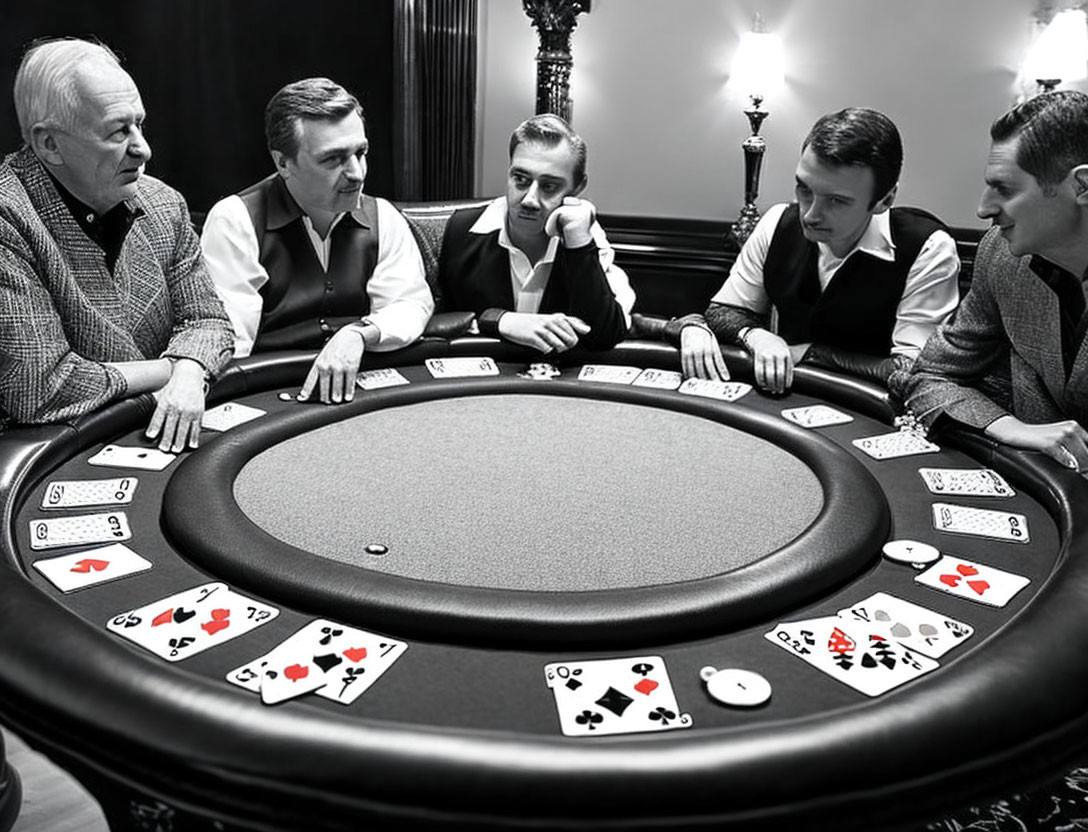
[
  {"left": 700, "top": 666, "right": 772, "bottom": 707},
  {"left": 882, "top": 539, "right": 940, "bottom": 566}
]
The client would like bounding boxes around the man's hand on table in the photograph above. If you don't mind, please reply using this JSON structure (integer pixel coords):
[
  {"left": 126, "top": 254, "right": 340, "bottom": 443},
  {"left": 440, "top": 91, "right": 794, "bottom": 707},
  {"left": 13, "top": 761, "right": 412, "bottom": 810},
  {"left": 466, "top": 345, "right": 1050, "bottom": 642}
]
[
  {"left": 146, "top": 357, "right": 208, "bottom": 452},
  {"left": 497, "top": 312, "right": 591, "bottom": 353},
  {"left": 679, "top": 325, "right": 730, "bottom": 381},
  {"left": 986, "top": 415, "right": 1088, "bottom": 474}
]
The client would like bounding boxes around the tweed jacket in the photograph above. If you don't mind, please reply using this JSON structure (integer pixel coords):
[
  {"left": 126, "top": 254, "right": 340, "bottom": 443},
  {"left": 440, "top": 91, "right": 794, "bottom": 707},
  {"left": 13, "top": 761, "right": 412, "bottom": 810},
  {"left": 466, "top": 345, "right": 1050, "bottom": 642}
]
[
  {"left": 901, "top": 227, "right": 1088, "bottom": 430},
  {"left": 0, "top": 147, "right": 233, "bottom": 426}
]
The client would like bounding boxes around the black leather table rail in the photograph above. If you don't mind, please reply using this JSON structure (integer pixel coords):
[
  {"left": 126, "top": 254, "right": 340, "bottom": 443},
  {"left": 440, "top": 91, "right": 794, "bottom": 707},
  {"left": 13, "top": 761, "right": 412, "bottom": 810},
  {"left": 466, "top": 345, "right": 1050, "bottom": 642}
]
[{"left": 0, "top": 339, "right": 1085, "bottom": 832}]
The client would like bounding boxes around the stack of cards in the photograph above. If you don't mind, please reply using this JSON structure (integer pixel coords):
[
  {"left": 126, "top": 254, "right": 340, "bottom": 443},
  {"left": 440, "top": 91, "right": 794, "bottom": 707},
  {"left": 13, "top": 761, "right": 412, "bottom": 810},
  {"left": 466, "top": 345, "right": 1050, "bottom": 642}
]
[
  {"left": 919, "top": 468, "right": 1014, "bottom": 497},
  {"left": 853, "top": 431, "right": 940, "bottom": 460},
  {"left": 543, "top": 656, "right": 692, "bottom": 736},
  {"left": 227, "top": 619, "right": 408, "bottom": 705},
  {"left": 781, "top": 404, "right": 853, "bottom": 428},
  {"left": 766, "top": 592, "right": 975, "bottom": 696},
  {"left": 29, "top": 511, "right": 131, "bottom": 550},
  {"left": 88, "top": 444, "right": 176, "bottom": 471},
  {"left": 425, "top": 357, "right": 499, "bottom": 378},
  {"left": 677, "top": 378, "right": 752, "bottom": 401},
  {"left": 356, "top": 367, "right": 410, "bottom": 389},
  {"left": 577, "top": 364, "right": 641, "bottom": 384},
  {"left": 632, "top": 368, "right": 683, "bottom": 390},
  {"left": 931, "top": 503, "right": 1029, "bottom": 543},
  {"left": 34, "top": 543, "right": 152, "bottom": 592},
  {"left": 41, "top": 477, "right": 137, "bottom": 510},
  {"left": 107, "top": 582, "right": 279, "bottom": 661}
]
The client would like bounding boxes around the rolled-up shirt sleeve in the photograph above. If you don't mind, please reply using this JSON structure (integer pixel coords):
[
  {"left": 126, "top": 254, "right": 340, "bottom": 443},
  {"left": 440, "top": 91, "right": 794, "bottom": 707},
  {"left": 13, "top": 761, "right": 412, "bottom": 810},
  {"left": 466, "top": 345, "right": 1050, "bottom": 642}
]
[
  {"left": 365, "top": 200, "right": 434, "bottom": 351},
  {"left": 200, "top": 195, "right": 268, "bottom": 359},
  {"left": 890, "top": 229, "right": 960, "bottom": 358}
]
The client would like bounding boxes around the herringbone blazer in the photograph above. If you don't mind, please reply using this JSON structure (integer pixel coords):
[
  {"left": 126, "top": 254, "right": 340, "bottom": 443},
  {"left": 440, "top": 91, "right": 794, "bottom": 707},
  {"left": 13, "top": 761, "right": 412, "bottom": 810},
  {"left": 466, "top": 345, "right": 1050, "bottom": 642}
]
[
  {"left": 902, "top": 227, "right": 1087, "bottom": 429},
  {"left": 0, "top": 147, "right": 233, "bottom": 426}
]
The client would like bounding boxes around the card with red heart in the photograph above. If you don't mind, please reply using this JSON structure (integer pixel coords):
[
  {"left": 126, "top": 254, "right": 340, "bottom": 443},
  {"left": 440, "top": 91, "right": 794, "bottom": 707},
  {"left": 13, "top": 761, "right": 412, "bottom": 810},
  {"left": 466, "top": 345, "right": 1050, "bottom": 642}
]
[
  {"left": 914, "top": 555, "right": 1030, "bottom": 607},
  {"left": 106, "top": 582, "right": 279, "bottom": 661},
  {"left": 226, "top": 619, "right": 408, "bottom": 705},
  {"left": 34, "top": 542, "right": 151, "bottom": 592}
]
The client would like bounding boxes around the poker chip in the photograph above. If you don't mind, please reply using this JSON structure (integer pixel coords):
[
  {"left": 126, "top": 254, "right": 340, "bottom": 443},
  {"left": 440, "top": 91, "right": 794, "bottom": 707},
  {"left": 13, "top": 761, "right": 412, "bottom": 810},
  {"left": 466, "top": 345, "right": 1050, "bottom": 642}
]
[
  {"left": 882, "top": 539, "right": 940, "bottom": 566},
  {"left": 700, "top": 666, "right": 771, "bottom": 707},
  {"left": 278, "top": 392, "right": 295, "bottom": 402},
  {"left": 365, "top": 544, "right": 389, "bottom": 556}
]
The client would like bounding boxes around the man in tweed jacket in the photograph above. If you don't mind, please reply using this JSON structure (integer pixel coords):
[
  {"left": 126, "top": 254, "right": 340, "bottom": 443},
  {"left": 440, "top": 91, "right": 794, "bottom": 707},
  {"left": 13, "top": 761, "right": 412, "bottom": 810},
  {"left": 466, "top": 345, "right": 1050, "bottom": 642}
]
[
  {"left": 899, "top": 91, "right": 1088, "bottom": 473},
  {"left": 0, "top": 38, "right": 233, "bottom": 450}
]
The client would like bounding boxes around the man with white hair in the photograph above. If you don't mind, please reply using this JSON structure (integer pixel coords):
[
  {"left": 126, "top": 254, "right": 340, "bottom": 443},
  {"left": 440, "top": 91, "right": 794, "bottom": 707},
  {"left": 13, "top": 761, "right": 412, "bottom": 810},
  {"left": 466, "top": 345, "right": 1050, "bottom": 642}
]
[{"left": 0, "top": 37, "right": 233, "bottom": 450}]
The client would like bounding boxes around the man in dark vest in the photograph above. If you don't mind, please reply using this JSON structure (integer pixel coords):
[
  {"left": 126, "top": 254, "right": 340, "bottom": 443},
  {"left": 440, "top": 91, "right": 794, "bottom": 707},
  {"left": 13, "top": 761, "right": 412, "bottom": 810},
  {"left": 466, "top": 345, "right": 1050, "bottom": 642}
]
[
  {"left": 201, "top": 78, "right": 433, "bottom": 403},
  {"left": 678, "top": 107, "right": 960, "bottom": 392},
  {"left": 437, "top": 114, "right": 634, "bottom": 353}
]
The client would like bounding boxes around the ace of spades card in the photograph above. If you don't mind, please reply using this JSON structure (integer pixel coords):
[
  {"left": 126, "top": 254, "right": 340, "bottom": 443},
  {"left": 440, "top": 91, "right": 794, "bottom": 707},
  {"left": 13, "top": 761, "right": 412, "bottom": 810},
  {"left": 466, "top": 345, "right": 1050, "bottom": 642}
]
[{"left": 544, "top": 656, "right": 692, "bottom": 737}]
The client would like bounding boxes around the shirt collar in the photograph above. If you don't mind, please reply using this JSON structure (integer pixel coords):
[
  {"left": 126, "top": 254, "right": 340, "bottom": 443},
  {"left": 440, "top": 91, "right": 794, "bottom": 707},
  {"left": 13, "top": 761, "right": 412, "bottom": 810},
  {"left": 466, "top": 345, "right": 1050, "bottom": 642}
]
[
  {"left": 819, "top": 210, "right": 895, "bottom": 263},
  {"left": 468, "top": 196, "right": 559, "bottom": 263},
  {"left": 265, "top": 174, "right": 369, "bottom": 232},
  {"left": 1028, "top": 255, "right": 1088, "bottom": 286},
  {"left": 46, "top": 170, "right": 143, "bottom": 271}
]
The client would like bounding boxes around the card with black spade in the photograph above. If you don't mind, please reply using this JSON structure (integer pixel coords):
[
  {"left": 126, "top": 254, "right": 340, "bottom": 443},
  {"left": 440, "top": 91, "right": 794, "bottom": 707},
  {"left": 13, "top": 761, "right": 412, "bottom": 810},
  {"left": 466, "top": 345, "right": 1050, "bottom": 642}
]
[
  {"left": 766, "top": 616, "right": 938, "bottom": 696},
  {"left": 543, "top": 656, "right": 692, "bottom": 737},
  {"left": 227, "top": 619, "right": 408, "bottom": 705},
  {"left": 107, "top": 582, "right": 279, "bottom": 661},
  {"left": 837, "top": 592, "right": 974, "bottom": 659}
]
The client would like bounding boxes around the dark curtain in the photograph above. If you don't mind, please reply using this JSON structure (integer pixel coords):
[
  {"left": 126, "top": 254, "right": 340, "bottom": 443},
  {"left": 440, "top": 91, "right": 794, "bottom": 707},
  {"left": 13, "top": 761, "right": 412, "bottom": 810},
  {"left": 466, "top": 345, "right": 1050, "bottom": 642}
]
[
  {"left": 1, "top": 0, "right": 396, "bottom": 213},
  {"left": 394, "top": 0, "right": 477, "bottom": 201}
]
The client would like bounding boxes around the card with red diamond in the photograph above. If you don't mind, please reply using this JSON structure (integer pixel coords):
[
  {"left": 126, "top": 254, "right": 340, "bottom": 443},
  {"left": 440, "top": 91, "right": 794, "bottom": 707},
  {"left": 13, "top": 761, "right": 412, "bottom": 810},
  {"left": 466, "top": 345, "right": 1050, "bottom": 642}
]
[{"left": 544, "top": 655, "right": 693, "bottom": 737}]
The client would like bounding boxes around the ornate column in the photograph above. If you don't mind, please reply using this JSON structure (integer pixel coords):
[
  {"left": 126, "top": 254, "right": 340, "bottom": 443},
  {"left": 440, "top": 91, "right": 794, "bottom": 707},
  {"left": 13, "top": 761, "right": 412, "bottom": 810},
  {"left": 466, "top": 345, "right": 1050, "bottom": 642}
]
[{"left": 522, "top": 0, "right": 590, "bottom": 122}]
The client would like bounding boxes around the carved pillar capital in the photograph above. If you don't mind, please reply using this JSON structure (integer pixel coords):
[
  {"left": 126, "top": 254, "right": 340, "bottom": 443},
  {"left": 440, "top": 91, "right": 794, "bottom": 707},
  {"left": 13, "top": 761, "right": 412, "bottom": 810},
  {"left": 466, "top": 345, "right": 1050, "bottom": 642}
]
[{"left": 522, "top": 0, "right": 589, "bottom": 122}]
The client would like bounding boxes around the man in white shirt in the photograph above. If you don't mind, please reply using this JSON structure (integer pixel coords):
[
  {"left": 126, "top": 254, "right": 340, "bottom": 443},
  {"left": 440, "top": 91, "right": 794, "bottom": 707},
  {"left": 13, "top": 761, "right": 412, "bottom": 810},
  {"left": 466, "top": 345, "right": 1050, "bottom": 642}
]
[
  {"left": 436, "top": 114, "right": 634, "bottom": 352},
  {"left": 201, "top": 78, "right": 433, "bottom": 403},
  {"left": 679, "top": 107, "right": 960, "bottom": 392}
]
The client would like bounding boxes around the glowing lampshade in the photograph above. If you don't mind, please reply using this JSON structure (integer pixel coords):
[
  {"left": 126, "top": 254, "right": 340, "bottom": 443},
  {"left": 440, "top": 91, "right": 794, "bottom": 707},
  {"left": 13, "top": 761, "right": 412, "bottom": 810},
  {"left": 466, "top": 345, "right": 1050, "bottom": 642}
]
[
  {"left": 1023, "top": 9, "right": 1088, "bottom": 86},
  {"left": 730, "top": 31, "right": 785, "bottom": 100}
]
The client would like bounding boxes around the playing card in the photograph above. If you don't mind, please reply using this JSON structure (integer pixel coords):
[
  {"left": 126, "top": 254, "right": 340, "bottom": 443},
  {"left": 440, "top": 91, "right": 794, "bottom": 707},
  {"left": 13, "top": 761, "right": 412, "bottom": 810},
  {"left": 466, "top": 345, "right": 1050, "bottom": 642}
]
[
  {"left": 781, "top": 405, "right": 854, "bottom": 428},
  {"left": 543, "top": 656, "right": 693, "bottom": 737},
  {"left": 931, "top": 503, "right": 1029, "bottom": 543},
  {"left": 107, "top": 582, "right": 279, "bottom": 661},
  {"left": 915, "top": 555, "right": 1030, "bottom": 607},
  {"left": 852, "top": 431, "right": 940, "bottom": 460},
  {"left": 87, "top": 444, "right": 177, "bottom": 471},
  {"left": 227, "top": 619, "right": 408, "bottom": 705},
  {"left": 356, "top": 367, "right": 410, "bottom": 389},
  {"left": 576, "top": 364, "right": 641, "bottom": 384},
  {"left": 517, "top": 362, "right": 561, "bottom": 381},
  {"left": 29, "top": 511, "right": 131, "bottom": 550},
  {"left": 631, "top": 368, "right": 683, "bottom": 390},
  {"left": 918, "top": 468, "right": 1014, "bottom": 497},
  {"left": 676, "top": 378, "right": 752, "bottom": 401},
  {"left": 766, "top": 616, "right": 938, "bottom": 696},
  {"left": 201, "top": 402, "right": 266, "bottom": 432},
  {"left": 838, "top": 592, "right": 974, "bottom": 658},
  {"left": 40, "top": 477, "right": 137, "bottom": 510},
  {"left": 33, "top": 543, "right": 152, "bottom": 592},
  {"left": 424, "top": 357, "right": 499, "bottom": 378}
]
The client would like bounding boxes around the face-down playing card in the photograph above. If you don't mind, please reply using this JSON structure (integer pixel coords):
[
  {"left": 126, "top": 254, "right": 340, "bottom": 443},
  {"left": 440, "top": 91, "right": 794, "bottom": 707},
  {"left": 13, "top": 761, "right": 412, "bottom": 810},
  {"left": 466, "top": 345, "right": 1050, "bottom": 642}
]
[
  {"left": 544, "top": 656, "right": 693, "bottom": 736},
  {"left": 766, "top": 616, "right": 938, "bottom": 697},
  {"left": 227, "top": 619, "right": 408, "bottom": 705},
  {"left": 107, "top": 582, "right": 279, "bottom": 661}
]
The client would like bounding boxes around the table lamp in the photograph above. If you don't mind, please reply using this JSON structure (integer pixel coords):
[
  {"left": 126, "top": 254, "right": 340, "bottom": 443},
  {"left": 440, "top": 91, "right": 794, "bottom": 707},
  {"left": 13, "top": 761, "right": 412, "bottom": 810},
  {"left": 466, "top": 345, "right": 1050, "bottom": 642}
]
[
  {"left": 1022, "top": 8, "right": 1088, "bottom": 94},
  {"left": 729, "top": 27, "right": 784, "bottom": 246}
]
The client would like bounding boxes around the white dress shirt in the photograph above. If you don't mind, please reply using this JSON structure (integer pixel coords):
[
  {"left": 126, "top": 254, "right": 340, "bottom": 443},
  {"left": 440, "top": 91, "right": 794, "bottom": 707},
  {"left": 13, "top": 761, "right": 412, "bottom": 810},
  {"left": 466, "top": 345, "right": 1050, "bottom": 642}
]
[
  {"left": 468, "top": 197, "right": 635, "bottom": 326},
  {"left": 201, "top": 193, "right": 433, "bottom": 358},
  {"left": 712, "top": 203, "right": 960, "bottom": 358}
]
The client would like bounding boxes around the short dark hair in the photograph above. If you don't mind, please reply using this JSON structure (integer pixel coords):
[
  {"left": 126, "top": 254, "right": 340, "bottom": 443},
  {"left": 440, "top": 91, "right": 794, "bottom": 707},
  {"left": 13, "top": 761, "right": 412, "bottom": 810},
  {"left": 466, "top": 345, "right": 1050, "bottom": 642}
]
[
  {"left": 265, "top": 77, "right": 363, "bottom": 159},
  {"left": 990, "top": 90, "right": 1088, "bottom": 194},
  {"left": 508, "top": 113, "right": 587, "bottom": 185},
  {"left": 802, "top": 107, "right": 903, "bottom": 207}
]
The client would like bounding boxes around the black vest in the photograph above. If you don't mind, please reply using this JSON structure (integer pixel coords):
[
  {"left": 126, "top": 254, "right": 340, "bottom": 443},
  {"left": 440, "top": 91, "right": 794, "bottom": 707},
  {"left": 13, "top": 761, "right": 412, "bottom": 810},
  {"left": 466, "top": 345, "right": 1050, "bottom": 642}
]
[
  {"left": 239, "top": 175, "right": 379, "bottom": 352},
  {"left": 438, "top": 205, "right": 574, "bottom": 315},
  {"left": 763, "top": 204, "right": 944, "bottom": 356}
]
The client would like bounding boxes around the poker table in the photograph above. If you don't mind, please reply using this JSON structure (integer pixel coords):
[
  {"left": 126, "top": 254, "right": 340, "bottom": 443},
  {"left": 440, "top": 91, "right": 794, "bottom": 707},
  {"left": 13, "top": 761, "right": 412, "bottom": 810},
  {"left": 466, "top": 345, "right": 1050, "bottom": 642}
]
[{"left": 1, "top": 338, "right": 1087, "bottom": 832}]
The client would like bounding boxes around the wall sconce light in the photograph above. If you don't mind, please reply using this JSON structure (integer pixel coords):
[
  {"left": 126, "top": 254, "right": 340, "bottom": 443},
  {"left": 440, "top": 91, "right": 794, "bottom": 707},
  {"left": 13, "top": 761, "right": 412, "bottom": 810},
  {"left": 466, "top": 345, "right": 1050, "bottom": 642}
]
[
  {"left": 1023, "top": 8, "right": 1088, "bottom": 93},
  {"left": 729, "top": 26, "right": 784, "bottom": 246}
]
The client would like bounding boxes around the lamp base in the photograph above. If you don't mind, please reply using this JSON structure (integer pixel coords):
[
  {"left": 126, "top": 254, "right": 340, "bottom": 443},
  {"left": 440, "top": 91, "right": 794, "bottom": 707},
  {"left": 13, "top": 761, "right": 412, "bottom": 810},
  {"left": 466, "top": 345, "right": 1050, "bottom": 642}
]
[{"left": 731, "top": 202, "right": 761, "bottom": 247}]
